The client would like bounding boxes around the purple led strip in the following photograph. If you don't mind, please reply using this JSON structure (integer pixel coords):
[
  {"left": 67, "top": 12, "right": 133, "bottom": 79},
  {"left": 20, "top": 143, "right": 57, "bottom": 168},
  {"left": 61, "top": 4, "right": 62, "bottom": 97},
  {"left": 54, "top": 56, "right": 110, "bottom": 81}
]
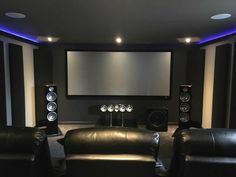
[
  {"left": 0, "top": 26, "right": 39, "bottom": 43},
  {"left": 198, "top": 29, "right": 236, "bottom": 44}
]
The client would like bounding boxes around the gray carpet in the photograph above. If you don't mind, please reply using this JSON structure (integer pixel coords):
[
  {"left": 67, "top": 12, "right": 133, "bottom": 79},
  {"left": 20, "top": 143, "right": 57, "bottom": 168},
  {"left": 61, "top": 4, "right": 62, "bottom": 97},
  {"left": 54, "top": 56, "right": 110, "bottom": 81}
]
[{"left": 47, "top": 124, "right": 177, "bottom": 176}]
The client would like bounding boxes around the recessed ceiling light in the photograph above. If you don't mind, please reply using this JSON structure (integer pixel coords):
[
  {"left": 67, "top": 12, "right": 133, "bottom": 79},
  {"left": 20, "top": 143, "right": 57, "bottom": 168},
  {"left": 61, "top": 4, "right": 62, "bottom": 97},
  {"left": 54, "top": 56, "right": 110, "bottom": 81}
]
[
  {"left": 211, "top": 13, "right": 231, "bottom": 20},
  {"left": 115, "top": 37, "right": 122, "bottom": 44},
  {"left": 5, "top": 12, "right": 26, "bottom": 19},
  {"left": 47, "top": 37, "right": 52, "bottom": 42},
  {"left": 37, "top": 36, "right": 59, "bottom": 43},
  {"left": 185, "top": 38, "right": 191, "bottom": 43},
  {"left": 177, "top": 37, "right": 200, "bottom": 43}
]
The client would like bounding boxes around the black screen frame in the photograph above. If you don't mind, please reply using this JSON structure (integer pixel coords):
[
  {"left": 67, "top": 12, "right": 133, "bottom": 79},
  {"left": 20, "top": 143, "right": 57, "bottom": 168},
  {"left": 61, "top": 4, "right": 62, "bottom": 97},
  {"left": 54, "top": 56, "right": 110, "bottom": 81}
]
[{"left": 65, "top": 48, "right": 173, "bottom": 99}]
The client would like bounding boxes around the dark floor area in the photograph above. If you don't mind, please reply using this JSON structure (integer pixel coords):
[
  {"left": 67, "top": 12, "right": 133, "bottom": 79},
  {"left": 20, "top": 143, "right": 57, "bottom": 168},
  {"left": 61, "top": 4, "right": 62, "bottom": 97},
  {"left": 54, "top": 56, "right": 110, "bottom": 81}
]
[{"left": 48, "top": 124, "right": 177, "bottom": 177}]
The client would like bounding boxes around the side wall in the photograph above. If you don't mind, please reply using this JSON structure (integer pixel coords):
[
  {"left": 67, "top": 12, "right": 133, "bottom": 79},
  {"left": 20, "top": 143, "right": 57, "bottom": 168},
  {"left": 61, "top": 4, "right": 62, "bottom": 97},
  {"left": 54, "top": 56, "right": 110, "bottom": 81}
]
[
  {"left": 202, "top": 36, "right": 236, "bottom": 128},
  {"left": 0, "top": 35, "right": 37, "bottom": 127}
]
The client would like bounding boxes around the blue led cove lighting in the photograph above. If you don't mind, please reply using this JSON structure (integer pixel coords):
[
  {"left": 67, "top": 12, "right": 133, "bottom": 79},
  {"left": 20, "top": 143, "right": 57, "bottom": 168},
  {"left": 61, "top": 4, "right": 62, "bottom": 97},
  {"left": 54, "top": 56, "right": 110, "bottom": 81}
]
[
  {"left": 198, "top": 29, "right": 236, "bottom": 44},
  {"left": 0, "top": 26, "right": 39, "bottom": 43}
]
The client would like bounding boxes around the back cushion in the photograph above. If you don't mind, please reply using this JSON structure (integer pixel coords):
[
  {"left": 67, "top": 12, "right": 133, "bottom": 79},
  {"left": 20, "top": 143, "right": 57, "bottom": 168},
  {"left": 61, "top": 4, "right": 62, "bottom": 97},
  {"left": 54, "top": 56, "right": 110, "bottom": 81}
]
[
  {"left": 64, "top": 127, "right": 159, "bottom": 156},
  {"left": 0, "top": 127, "right": 46, "bottom": 153},
  {"left": 174, "top": 128, "right": 236, "bottom": 157}
]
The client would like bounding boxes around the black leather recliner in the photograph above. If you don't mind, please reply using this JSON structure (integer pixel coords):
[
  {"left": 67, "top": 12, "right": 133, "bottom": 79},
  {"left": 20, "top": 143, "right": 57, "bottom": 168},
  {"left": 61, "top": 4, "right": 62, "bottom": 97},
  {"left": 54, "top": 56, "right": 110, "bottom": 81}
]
[
  {"left": 168, "top": 128, "right": 236, "bottom": 177},
  {"left": 64, "top": 127, "right": 160, "bottom": 177},
  {"left": 0, "top": 126, "right": 52, "bottom": 177}
]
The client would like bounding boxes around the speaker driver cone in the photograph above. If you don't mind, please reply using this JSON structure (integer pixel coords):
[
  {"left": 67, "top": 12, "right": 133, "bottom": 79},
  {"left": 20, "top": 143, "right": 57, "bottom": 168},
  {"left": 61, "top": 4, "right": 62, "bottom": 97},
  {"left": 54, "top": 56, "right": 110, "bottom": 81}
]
[
  {"left": 146, "top": 108, "right": 168, "bottom": 132},
  {"left": 179, "top": 92, "right": 191, "bottom": 102},
  {"left": 179, "top": 112, "right": 190, "bottom": 122},
  {"left": 46, "top": 92, "right": 57, "bottom": 102},
  {"left": 126, "top": 105, "right": 133, "bottom": 112},
  {"left": 47, "top": 112, "right": 57, "bottom": 121},
  {"left": 179, "top": 103, "right": 190, "bottom": 112},
  {"left": 47, "top": 102, "right": 57, "bottom": 111}
]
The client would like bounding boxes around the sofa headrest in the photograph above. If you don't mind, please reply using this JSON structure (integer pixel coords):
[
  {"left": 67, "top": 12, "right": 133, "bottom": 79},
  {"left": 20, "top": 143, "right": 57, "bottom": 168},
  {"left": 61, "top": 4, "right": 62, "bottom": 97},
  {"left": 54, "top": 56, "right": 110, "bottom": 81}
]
[
  {"left": 64, "top": 127, "right": 159, "bottom": 156},
  {"left": 174, "top": 128, "right": 236, "bottom": 157},
  {"left": 0, "top": 127, "right": 47, "bottom": 153}
]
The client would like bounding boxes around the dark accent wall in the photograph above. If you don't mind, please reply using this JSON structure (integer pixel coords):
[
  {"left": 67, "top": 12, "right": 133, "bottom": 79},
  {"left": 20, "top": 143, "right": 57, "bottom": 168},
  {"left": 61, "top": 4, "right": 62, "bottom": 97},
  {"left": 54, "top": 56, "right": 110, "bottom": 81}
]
[
  {"left": 212, "top": 44, "right": 232, "bottom": 128},
  {"left": 0, "top": 41, "right": 7, "bottom": 126},
  {"left": 51, "top": 45, "right": 190, "bottom": 123},
  {"left": 229, "top": 43, "right": 236, "bottom": 128},
  {"left": 34, "top": 47, "right": 53, "bottom": 124},
  {"left": 34, "top": 45, "right": 204, "bottom": 124},
  {"left": 186, "top": 48, "right": 205, "bottom": 123},
  {"left": 8, "top": 43, "right": 25, "bottom": 126}
]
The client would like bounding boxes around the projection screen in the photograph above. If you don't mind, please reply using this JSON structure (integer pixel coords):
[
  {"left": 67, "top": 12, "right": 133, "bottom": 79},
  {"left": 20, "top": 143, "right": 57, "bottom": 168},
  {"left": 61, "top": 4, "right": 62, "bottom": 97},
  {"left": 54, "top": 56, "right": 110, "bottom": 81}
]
[{"left": 67, "top": 51, "right": 171, "bottom": 96}]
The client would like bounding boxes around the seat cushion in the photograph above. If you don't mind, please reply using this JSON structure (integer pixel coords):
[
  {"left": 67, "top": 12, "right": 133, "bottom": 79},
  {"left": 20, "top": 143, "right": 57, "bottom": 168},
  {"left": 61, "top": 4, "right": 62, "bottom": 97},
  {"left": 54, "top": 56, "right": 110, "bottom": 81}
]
[{"left": 66, "top": 154, "right": 156, "bottom": 177}]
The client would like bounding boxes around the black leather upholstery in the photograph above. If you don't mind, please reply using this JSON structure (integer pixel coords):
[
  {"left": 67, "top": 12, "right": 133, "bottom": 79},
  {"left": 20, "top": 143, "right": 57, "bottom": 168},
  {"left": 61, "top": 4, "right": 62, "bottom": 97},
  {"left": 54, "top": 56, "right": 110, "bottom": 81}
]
[
  {"left": 0, "top": 126, "right": 52, "bottom": 177},
  {"left": 64, "top": 127, "right": 159, "bottom": 177},
  {"left": 169, "top": 128, "right": 236, "bottom": 177}
]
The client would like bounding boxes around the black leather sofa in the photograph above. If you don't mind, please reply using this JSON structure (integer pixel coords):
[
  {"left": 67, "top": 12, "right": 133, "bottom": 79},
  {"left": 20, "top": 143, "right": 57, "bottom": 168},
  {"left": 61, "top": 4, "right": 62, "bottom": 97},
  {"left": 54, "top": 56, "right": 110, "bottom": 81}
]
[
  {"left": 167, "top": 128, "right": 236, "bottom": 177},
  {"left": 64, "top": 127, "right": 160, "bottom": 177},
  {"left": 0, "top": 126, "right": 52, "bottom": 177}
]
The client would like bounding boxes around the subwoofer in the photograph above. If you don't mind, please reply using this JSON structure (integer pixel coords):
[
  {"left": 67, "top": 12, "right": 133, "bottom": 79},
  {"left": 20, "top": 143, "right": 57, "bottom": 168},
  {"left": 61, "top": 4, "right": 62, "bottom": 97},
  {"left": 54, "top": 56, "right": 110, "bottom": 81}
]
[
  {"left": 45, "top": 84, "right": 58, "bottom": 135},
  {"left": 179, "top": 85, "right": 192, "bottom": 128},
  {"left": 146, "top": 108, "right": 168, "bottom": 132}
]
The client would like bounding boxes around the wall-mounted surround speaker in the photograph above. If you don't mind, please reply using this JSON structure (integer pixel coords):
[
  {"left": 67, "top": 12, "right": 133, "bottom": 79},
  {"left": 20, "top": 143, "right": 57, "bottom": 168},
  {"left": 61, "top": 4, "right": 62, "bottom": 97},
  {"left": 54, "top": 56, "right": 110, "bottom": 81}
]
[
  {"left": 179, "top": 85, "right": 192, "bottom": 128},
  {"left": 45, "top": 84, "right": 58, "bottom": 135},
  {"left": 146, "top": 108, "right": 168, "bottom": 132}
]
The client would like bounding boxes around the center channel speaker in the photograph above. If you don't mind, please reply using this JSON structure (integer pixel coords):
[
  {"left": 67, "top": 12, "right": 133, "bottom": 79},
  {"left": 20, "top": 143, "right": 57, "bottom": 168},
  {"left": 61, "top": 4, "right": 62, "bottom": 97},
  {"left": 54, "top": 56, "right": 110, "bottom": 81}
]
[
  {"left": 45, "top": 84, "right": 58, "bottom": 135},
  {"left": 146, "top": 108, "right": 168, "bottom": 131},
  {"left": 179, "top": 85, "right": 192, "bottom": 128}
]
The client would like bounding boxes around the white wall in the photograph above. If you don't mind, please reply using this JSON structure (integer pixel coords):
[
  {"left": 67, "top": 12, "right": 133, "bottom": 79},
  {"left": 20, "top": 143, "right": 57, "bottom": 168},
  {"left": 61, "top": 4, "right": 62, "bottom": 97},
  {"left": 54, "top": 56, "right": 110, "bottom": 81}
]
[
  {"left": 23, "top": 46, "right": 37, "bottom": 126},
  {"left": 0, "top": 35, "right": 38, "bottom": 127},
  {"left": 202, "top": 45, "right": 215, "bottom": 128},
  {"left": 201, "top": 37, "right": 235, "bottom": 128}
]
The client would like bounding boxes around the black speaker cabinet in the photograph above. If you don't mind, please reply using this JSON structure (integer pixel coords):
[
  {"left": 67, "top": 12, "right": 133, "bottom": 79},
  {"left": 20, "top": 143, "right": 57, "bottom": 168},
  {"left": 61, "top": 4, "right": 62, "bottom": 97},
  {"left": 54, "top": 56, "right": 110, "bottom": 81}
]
[
  {"left": 44, "top": 84, "right": 58, "bottom": 135},
  {"left": 146, "top": 108, "right": 168, "bottom": 132},
  {"left": 179, "top": 85, "right": 192, "bottom": 128}
]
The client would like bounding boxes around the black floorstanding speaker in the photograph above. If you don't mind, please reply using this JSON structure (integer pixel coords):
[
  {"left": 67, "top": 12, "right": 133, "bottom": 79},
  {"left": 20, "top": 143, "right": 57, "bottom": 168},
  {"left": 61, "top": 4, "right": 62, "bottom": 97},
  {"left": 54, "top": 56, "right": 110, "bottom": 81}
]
[
  {"left": 44, "top": 84, "right": 59, "bottom": 135},
  {"left": 179, "top": 85, "right": 192, "bottom": 128},
  {"left": 146, "top": 108, "right": 168, "bottom": 132}
]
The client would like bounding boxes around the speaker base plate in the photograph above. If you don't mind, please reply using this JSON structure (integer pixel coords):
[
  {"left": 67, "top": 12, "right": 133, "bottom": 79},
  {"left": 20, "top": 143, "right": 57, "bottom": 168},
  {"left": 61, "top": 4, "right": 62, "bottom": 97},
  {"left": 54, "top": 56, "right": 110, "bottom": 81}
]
[{"left": 38, "top": 126, "right": 62, "bottom": 136}]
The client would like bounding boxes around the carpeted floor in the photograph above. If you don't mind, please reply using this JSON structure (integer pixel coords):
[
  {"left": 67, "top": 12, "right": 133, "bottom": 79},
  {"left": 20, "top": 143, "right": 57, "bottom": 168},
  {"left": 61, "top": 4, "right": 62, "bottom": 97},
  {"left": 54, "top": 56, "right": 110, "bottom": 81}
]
[{"left": 48, "top": 124, "right": 177, "bottom": 177}]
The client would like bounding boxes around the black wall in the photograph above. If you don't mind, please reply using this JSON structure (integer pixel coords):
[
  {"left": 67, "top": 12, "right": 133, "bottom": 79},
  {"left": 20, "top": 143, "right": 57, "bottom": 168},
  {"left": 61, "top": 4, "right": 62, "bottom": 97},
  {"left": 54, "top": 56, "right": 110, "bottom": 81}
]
[
  {"left": 229, "top": 43, "right": 236, "bottom": 128},
  {"left": 0, "top": 41, "right": 7, "bottom": 126},
  {"left": 34, "top": 47, "right": 53, "bottom": 123},
  {"left": 8, "top": 43, "right": 25, "bottom": 126},
  {"left": 212, "top": 44, "right": 232, "bottom": 128},
  {"left": 34, "top": 44, "right": 204, "bottom": 124},
  {"left": 186, "top": 48, "right": 205, "bottom": 123}
]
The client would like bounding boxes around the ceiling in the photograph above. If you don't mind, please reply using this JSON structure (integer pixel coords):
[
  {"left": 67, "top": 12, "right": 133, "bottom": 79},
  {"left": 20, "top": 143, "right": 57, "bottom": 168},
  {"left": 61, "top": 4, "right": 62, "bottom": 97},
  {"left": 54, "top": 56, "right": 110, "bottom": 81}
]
[{"left": 1, "top": 0, "right": 236, "bottom": 45}]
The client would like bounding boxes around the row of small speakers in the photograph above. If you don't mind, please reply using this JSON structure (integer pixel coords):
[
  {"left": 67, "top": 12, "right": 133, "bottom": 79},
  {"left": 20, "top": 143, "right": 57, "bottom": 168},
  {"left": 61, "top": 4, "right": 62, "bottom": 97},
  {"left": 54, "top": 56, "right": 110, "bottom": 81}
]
[{"left": 100, "top": 104, "right": 133, "bottom": 113}]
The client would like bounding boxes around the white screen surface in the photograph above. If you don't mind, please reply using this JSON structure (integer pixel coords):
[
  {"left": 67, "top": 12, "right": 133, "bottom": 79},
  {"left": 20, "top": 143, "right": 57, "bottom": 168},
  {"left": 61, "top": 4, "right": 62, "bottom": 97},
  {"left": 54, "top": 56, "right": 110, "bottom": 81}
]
[{"left": 67, "top": 51, "right": 171, "bottom": 96}]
